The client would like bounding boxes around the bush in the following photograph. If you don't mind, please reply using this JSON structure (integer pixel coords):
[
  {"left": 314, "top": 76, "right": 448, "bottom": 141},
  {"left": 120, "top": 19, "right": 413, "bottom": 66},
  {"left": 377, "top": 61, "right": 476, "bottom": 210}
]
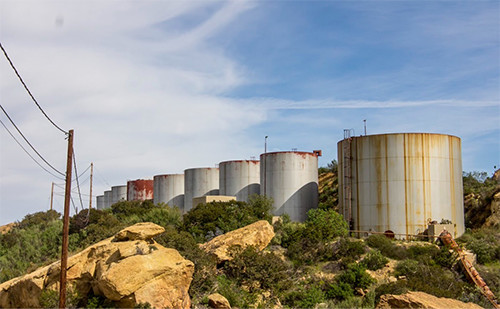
[
  {"left": 324, "top": 281, "right": 354, "bottom": 301},
  {"left": 375, "top": 281, "right": 408, "bottom": 303},
  {"left": 361, "top": 249, "right": 389, "bottom": 271},
  {"left": 223, "top": 246, "right": 290, "bottom": 294},
  {"left": 366, "top": 234, "right": 408, "bottom": 260},
  {"left": 305, "top": 208, "right": 348, "bottom": 242},
  {"left": 336, "top": 263, "right": 375, "bottom": 290},
  {"left": 283, "top": 285, "right": 325, "bottom": 309},
  {"left": 18, "top": 210, "right": 61, "bottom": 229},
  {"left": 335, "top": 238, "right": 366, "bottom": 261},
  {"left": 216, "top": 275, "right": 256, "bottom": 308},
  {"left": 182, "top": 197, "right": 273, "bottom": 242},
  {"left": 457, "top": 228, "right": 500, "bottom": 265}
]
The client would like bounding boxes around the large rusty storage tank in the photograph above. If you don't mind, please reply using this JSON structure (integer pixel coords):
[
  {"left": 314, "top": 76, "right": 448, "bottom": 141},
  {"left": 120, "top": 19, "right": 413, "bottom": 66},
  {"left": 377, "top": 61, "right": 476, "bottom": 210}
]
[
  {"left": 337, "top": 133, "right": 464, "bottom": 238},
  {"left": 219, "top": 160, "right": 260, "bottom": 202},
  {"left": 104, "top": 190, "right": 112, "bottom": 209},
  {"left": 153, "top": 174, "right": 185, "bottom": 208},
  {"left": 260, "top": 151, "right": 319, "bottom": 221},
  {"left": 111, "top": 185, "right": 127, "bottom": 205},
  {"left": 127, "top": 179, "right": 154, "bottom": 201},
  {"left": 96, "top": 195, "right": 104, "bottom": 210},
  {"left": 184, "top": 168, "right": 219, "bottom": 212}
]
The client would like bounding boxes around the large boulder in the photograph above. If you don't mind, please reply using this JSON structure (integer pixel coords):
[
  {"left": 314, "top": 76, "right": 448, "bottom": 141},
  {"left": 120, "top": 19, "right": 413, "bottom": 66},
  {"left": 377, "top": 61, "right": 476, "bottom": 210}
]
[
  {"left": 0, "top": 222, "right": 194, "bottom": 309},
  {"left": 376, "top": 291, "right": 483, "bottom": 309},
  {"left": 200, "top": 220, "right": 275, "bottom": 263},
  {"left": 208, "top": 293, "right": 231, "bottom": 309}
]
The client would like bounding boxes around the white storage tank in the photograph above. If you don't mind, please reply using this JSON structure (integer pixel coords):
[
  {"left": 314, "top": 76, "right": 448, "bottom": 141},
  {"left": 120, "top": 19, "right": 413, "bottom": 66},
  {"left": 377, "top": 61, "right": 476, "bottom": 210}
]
[
  {"left": 127, "top": 179, "right": 154, "bottom": 201},
  {"left": 104, "top": 190, "right": 112, "bottom": 209},
  {"left": 111, "top": 185, "right": 127, "bottom": 204},
  {"left": 337, "top": 133, "right": 464, "bottom": 238},
  {"left": 219, "top": 160, "right": 260, "bottom": 202},
  {"left": 96, "top": 195, "right": 105, "bottom": 210},
  {"left": 260, "top": 151, "right": 319, "bottom": 221},
  {"left": 153, "top": 174, "right": 185, "bottom": 208},
  {"left": 184, "top": 168, "right": 219, "bottom": 212}
]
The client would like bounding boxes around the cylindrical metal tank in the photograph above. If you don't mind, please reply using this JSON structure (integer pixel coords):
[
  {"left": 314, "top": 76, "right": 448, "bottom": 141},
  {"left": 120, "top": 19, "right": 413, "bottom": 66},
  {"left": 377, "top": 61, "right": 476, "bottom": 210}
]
[
  {"left": 153, "top": 174, "right": 185, "bottom": 208},
  {"left": 111, "top": 185, "right": 127, "bottom": 205},
  {"left": 104, "top": 190, "right": 112, "bottom": 209},
  {"left": 219, "top": 160, "right": 260, "bottom": 202},
  {"left": 127, "top": 179, "right": 154, "bottom": 201},
  {"left": 260, "top": 151, "right": 319, "bottom": 222},
  {"left": 184, "top": 168, "right": 219, "bottom": 212},
  {"left": 96, "top": 195, "right": 105, "bottom": 210},
  {"left": 337, "top": 133, "right": 464, "bottom": 238}
]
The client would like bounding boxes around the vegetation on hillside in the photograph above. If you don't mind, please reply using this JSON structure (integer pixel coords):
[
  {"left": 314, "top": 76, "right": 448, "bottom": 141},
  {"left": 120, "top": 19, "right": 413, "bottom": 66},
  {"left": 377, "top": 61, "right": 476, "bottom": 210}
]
[{"left": 0, "top": 167, "right": 499, "bottom": 308}]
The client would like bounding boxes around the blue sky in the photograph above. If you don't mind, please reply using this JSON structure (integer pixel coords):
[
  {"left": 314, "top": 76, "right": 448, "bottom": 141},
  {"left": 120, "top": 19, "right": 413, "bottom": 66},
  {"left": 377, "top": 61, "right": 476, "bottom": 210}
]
[{"left": 0, "top": 1, "right": 499, "bottom": 225}]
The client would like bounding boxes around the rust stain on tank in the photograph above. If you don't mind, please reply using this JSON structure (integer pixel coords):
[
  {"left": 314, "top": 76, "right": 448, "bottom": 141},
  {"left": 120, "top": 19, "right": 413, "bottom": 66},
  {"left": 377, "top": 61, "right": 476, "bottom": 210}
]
[{"left": 127, "top": 179, "right": 154, "bottom": 201}]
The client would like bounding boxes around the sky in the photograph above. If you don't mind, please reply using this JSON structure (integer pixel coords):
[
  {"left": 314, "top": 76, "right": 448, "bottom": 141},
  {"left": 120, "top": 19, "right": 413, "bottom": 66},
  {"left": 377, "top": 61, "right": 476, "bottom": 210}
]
[{"left": 0, "top": 1, "right": 499, "bottom": 225}]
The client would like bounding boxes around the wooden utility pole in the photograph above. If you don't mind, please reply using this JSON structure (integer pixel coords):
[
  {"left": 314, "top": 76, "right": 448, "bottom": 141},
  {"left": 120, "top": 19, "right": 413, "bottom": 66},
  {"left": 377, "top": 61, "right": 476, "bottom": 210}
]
[
  {"left": 59, "top": 129, "right": 73, "bottom": 308},
  {"left": 89, "top": 163, "right": 93, "bottom": 209},
  {"left": 50, "top": 182, "right": 54, "bottom": 211}
]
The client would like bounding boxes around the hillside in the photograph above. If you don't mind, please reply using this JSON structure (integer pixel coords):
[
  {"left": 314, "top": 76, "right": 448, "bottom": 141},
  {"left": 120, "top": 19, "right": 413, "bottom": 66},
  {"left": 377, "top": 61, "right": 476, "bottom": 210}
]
[{"left": 0, "top": 168, "right": 499, "bottom": 308}]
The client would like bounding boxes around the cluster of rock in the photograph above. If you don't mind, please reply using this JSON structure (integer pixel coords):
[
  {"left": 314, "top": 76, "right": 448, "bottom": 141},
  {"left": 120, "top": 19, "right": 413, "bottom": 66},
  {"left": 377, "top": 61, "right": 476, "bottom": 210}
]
[
  {"left": 376, "top": 291, "right": 483, "bottom": 309},
  {"left": 0, "top": 220, "right": 275, "bottom": 308},
  {"left": 0, "top": 223, "right": 193, "bottom": 308}
]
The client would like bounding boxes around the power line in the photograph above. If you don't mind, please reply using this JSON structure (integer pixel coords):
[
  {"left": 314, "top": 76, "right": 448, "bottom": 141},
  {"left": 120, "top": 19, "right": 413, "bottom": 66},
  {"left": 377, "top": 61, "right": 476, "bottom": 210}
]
[
  {"left": 0, "top": 117, "right": 65, "bottom": 180},
  {"left": 0, "top": 104, "right": 65, "bottom": 176},
  {"left": 0, "top": 42, "right": 68, "bottom": 135},
  {"left": 72, "top": 150, "right": 84, "bottom": 212}
]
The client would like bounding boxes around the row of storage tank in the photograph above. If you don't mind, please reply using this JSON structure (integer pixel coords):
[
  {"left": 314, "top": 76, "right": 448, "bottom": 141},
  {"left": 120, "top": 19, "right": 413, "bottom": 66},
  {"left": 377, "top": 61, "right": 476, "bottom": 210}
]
[
  {"left": 97, "top": 151, "right": 319, "bottom": 221},
  {"left": 96, "top": 133, "right": 465, "bottom": 238}
]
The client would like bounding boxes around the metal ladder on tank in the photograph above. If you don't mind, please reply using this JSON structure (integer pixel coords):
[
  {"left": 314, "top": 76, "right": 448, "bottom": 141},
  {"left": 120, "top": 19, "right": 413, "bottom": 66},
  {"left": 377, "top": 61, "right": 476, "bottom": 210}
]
[{"left": 343, "top": 129, "right": 354, "bottom": 231}]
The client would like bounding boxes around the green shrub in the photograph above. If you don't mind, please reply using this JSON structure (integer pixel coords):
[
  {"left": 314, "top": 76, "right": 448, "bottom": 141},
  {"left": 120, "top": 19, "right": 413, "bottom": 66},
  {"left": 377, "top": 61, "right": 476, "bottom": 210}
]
[
  {"left": 18, "top": 210, "right": 61, "bottom": 229},
  {"left": 366, "top": 235, "right": 408, "bottom": 260},
  {"left": 324, "top": 281, "right": 354, "bottom": 301},
  {"left": 337, "top": 263, "right": 375, "bottom": 290},
  {"left": 361, "top": 250, "right": 389, "bottom": 271},
  {"left": 335, "top": 238, "right": 366, "bottom": 261},
  {"left": 375, "top": 281, "right": 408, "bottom": 303},
  {"left": 216, "top": 275, "right": 256, "bottom": 308},
  {"left": 182, "top": 196, "right": 273, "bottom": 242},
  {"left": 305, "top": 208, "right": 348, "bottom": 242},
  {"left": 283, "top": 285, "right": 325, "bottom": 309},
  {"left": 223, "top": 246, "right": 290, "bottom": 294}
]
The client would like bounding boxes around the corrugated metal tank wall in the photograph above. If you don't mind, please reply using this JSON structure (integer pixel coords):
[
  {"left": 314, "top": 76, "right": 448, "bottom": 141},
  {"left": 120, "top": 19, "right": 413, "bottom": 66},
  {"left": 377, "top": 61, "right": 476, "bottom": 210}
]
[
  {"left": 153, "top": 174, "right": 185, "bottom": 208},
  {"left": 260, "top": 151, "right": 319, "bottom": 221},
  {"left": 127, "top": 179, "right": 154, "bottom": 201},
  {"left": 219, "top": 160, "right": 260, "bottom": 202},
  {"left": 96, "top": 195, "right": 104, "bottom": 210},
  {"left": 184, "top": 168, "right": 219, "bottom": 212},
  {"left": 104, "top": 190, "right": 112, "bottom": 209},
  {"left": 337, "top": 133, "right": 464, "bottom": 238},
  {"left": 111, "top": 185, "right": 127, "bottom": 204}
]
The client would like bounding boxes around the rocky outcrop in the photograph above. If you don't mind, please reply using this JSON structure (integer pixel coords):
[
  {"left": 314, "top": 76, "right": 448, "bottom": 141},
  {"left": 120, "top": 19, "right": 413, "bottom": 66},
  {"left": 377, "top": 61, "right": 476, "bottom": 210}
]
[
  {"left": 0, "top": 222, "right": 194, "bottom": 308},
  {"left": 376, "top": 291, "right": 483, "bottom": 309},
  {"left": 208, "top": 293, "right": 231, "bottom": 309},
  {"left": 0, "top": 222, "right": 17, "bottom": 235},
  {"left": 200, "top": 220, "right": 275, "bottom": 263}
]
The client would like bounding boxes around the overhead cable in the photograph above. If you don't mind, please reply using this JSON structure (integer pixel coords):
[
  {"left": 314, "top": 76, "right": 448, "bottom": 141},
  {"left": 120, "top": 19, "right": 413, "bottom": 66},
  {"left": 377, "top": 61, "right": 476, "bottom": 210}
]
[
  {"left": 0, "top": 104, "right": 65, "bottom": 176},
  {"left": 72, "top": 150, "right": 85, "bottom": 212},
  {"left": 0, "top": 117, "right": 65, "bottom": 180},
  {"left": 0, "top": 42, "right": 68, "bottom": 135}
]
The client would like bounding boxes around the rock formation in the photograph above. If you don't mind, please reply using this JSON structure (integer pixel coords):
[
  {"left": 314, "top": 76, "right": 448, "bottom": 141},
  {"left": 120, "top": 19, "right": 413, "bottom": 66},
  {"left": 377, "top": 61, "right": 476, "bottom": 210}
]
[
  {"left": 200, "top": 220, "right": 275, "bottom": 263},
  {"left": 0, "top": 222, "right": 194, "bottom": 308},
  {"left": 208, "top": 293, "right": 231, "bottom": 309},
  {"left": 376, "top": 291, "right": 483, "bottom": 309}
]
